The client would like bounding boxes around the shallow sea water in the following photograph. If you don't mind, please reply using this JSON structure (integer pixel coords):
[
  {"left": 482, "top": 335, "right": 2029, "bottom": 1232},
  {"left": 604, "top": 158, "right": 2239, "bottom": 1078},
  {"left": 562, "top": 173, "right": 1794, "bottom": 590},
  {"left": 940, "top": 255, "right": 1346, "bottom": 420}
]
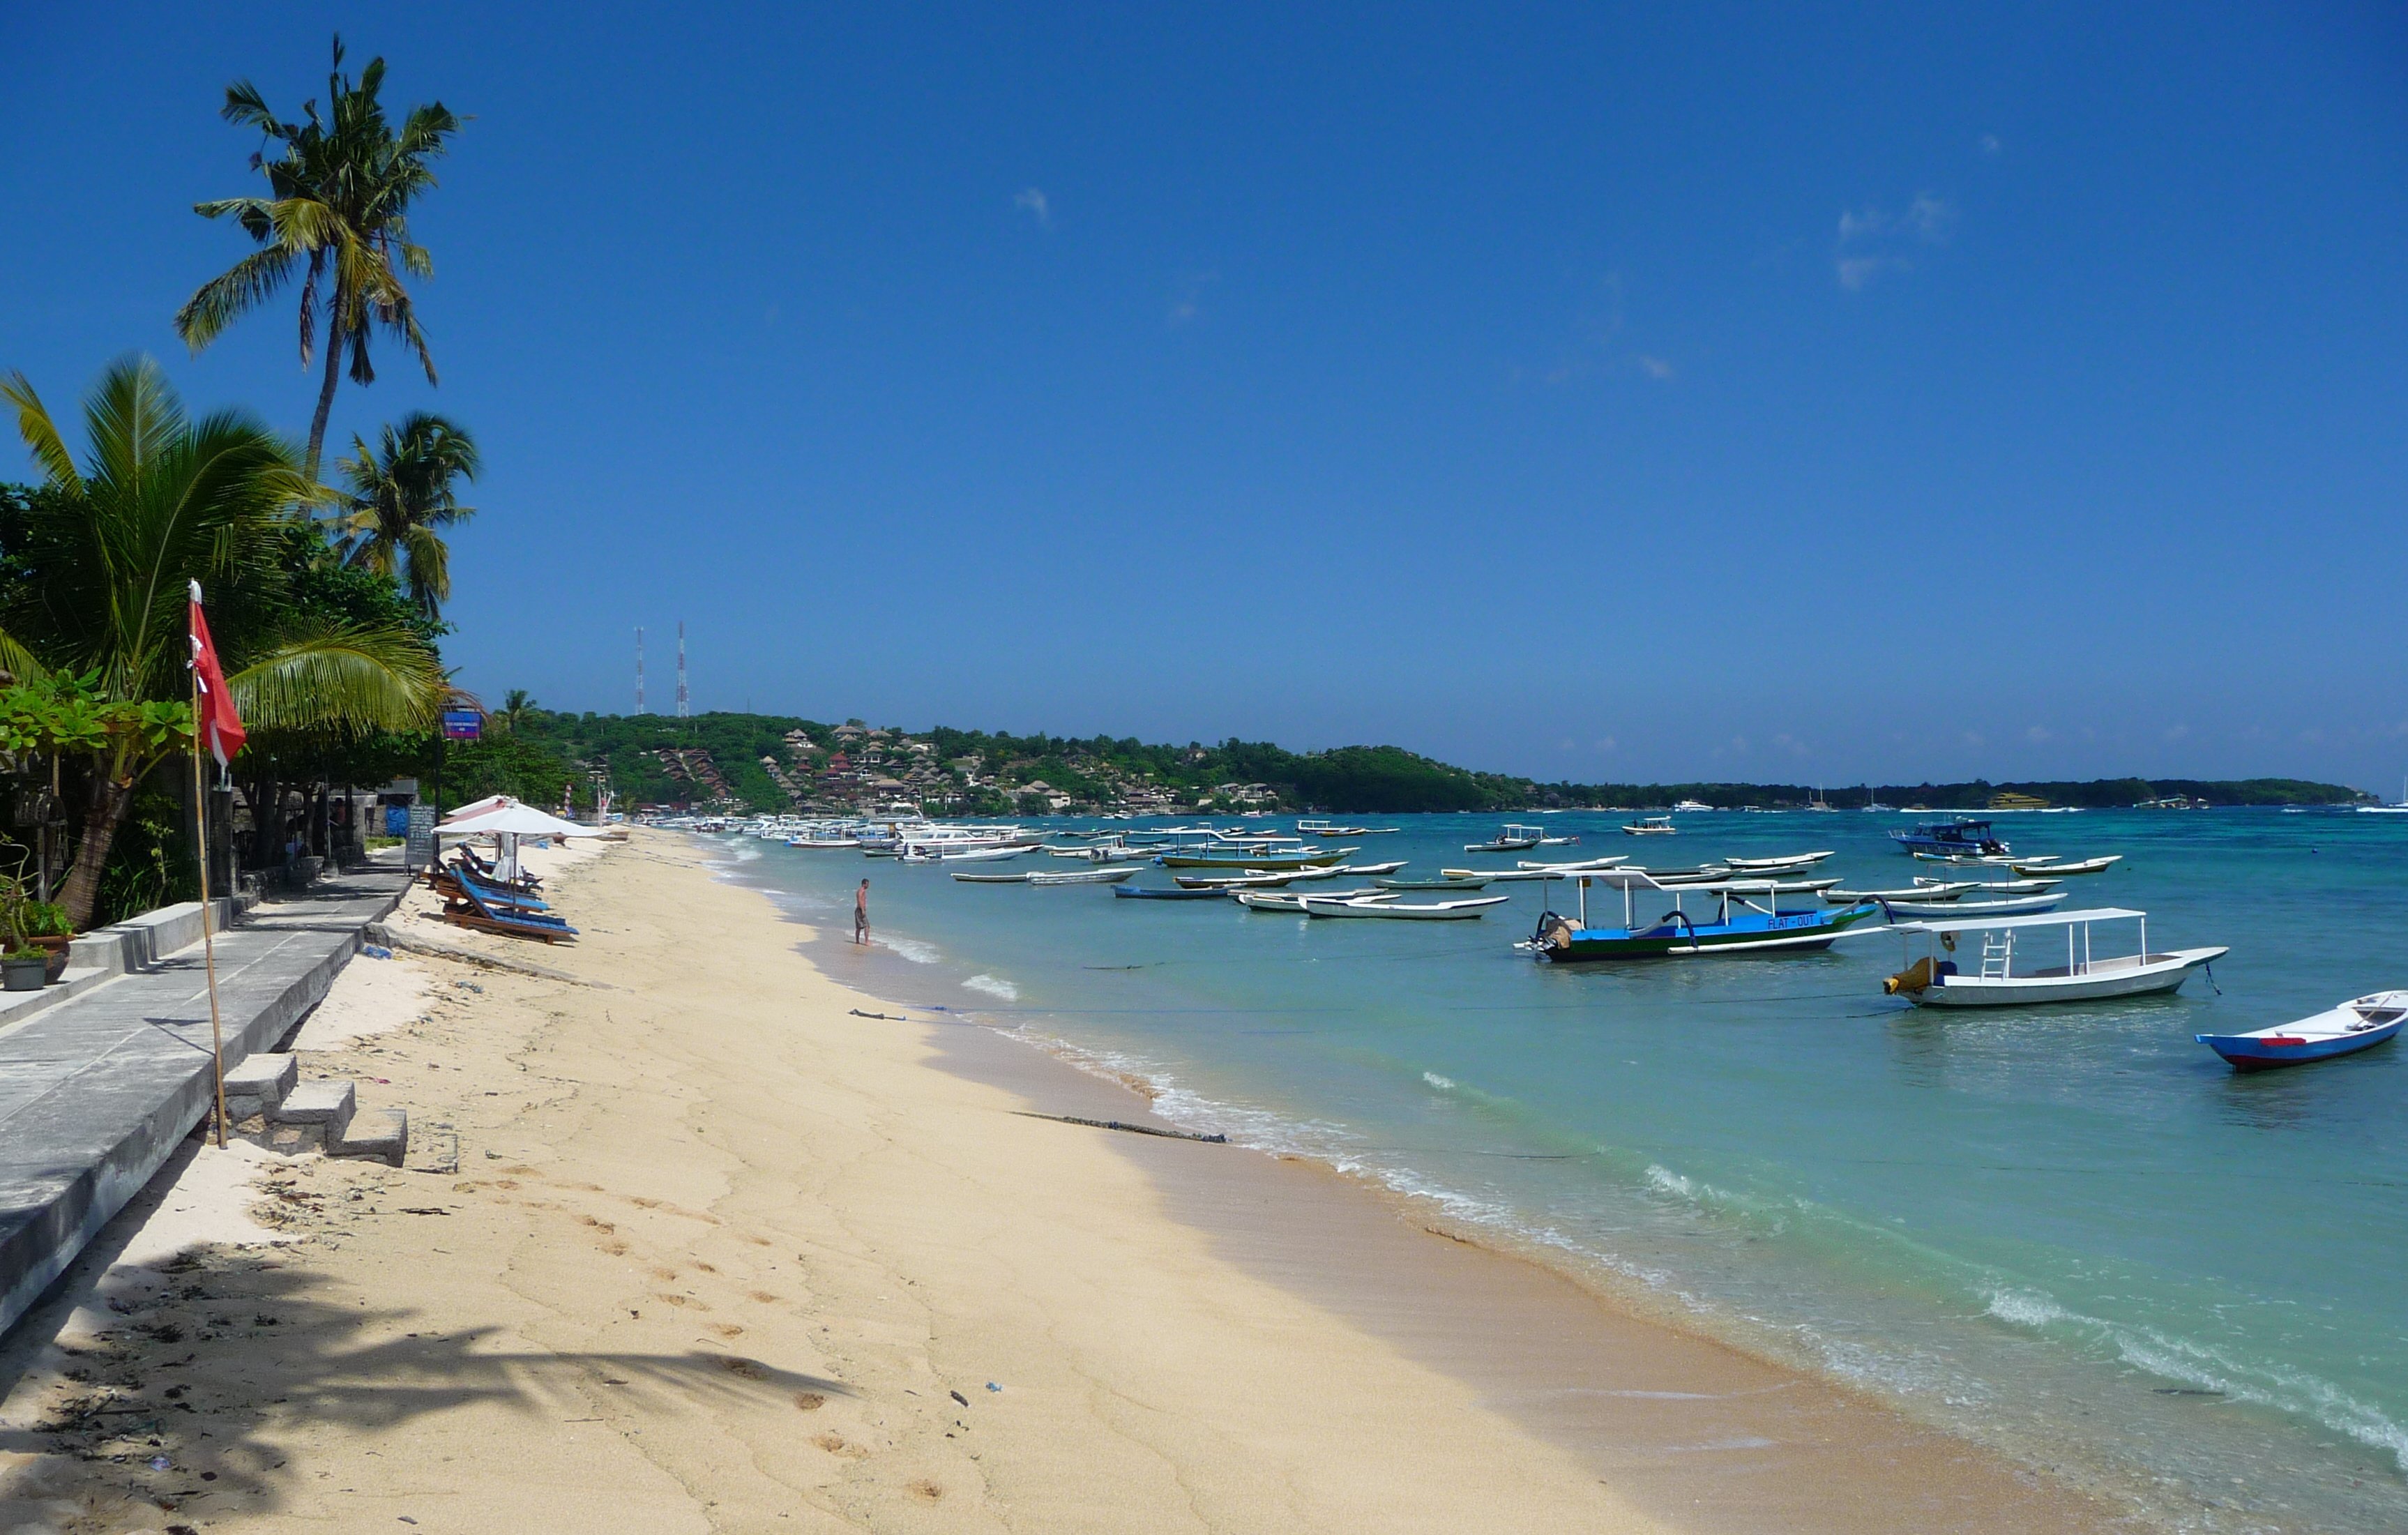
[{"left": 713, "top": 808, "right": 2408, "bottom": 1532}]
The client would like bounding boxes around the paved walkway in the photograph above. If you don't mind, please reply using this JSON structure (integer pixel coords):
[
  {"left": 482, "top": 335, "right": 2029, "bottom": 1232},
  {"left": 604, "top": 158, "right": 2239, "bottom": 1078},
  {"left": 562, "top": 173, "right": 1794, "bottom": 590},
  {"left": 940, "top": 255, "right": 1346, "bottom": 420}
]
[{"left": 0, "top": 866, "right": 409, "bottom": 1339}]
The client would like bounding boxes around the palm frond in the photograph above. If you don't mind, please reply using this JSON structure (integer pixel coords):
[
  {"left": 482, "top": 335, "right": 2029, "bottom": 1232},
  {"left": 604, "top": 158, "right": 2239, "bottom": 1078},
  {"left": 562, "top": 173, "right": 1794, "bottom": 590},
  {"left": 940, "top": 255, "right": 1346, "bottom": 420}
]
[
  {"left": 227, "top": 625, "right": 444, "bottom": 734},
  {"left": 1, "top": 372, "right": 82, "bottom": 489},
  {"left": 0, "top": 625, "right": 47, "bottom": 686},
  {"left": 174, "top": 247, "right": 296, "bottom": 349}
]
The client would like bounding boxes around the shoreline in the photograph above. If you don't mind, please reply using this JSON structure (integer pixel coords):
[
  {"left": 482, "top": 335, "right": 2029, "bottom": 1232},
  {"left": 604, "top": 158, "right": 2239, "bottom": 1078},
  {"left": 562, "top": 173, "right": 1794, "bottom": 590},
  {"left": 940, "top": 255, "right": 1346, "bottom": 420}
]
[
  {"left": 0, "top": 829, "right": 2126, "bottom": 1532},
  {"left": 728, "top": 840, "right": 2137, "bottom": 1532}
]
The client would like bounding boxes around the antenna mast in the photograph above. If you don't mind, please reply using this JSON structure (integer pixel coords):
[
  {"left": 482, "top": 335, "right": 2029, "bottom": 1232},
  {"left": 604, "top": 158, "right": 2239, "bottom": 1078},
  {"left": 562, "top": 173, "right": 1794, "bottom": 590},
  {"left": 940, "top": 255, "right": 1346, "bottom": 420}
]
[
  {"left": 635, "top": 627, "right": 646, "bottom": 714},
  {"left": 676, "top": 621, "right": 690, "bottom": 718}
]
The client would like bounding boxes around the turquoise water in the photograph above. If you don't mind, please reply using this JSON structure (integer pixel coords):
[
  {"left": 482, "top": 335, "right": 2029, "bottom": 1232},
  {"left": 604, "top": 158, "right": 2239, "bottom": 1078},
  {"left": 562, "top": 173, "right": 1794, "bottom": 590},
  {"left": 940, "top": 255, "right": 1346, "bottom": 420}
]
[{"left": 717, "top": 810, "right": 2407, "bottom": 1531}]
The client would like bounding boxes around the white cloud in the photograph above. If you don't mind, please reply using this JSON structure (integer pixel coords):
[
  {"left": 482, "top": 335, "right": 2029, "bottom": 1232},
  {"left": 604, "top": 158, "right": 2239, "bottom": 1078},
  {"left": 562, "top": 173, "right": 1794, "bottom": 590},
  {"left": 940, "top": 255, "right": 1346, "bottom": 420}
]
[
  {"left": 1979, "top": 133, "right": 2003, "bottom": 156},
  {"left": 1834, "top": 194, "right": 1954, "bottom": 289},
  {"left": 1167, "top": 269, "right": 1218, "bottom": 327},
  {"left": 1013, "top": 187, "right": 1050, "bottom": 226},
  {"left": 1636, "top": 354, "right": 1674, "bottom": 380},
  {"left": 2026, "top": 725, "right": 2052, "bottom": 743}
]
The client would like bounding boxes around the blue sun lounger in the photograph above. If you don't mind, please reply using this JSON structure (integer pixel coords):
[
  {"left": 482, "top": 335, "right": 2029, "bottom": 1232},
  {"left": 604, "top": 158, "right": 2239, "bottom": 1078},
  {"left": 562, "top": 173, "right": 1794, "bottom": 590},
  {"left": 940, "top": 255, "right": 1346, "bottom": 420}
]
[{"left": 442, "top": 878, "right": 578, "bottom": 943}]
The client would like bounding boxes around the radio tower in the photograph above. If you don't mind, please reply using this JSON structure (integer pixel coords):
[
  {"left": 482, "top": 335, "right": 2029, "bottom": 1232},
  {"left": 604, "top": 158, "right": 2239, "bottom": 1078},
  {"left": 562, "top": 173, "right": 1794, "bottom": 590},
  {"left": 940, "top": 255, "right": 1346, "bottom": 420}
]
[
  {"left": 635, "top": 627, "right": 646, "bottom": 713},
  {"left": 676, "top": 621, "right": 690, "bottom": 718}
]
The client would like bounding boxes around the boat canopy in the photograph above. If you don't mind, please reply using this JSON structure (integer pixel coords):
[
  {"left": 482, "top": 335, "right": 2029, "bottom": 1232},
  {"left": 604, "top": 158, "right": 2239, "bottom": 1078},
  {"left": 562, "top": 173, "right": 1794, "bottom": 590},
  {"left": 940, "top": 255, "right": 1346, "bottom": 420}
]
[{"left": 1891, "top": 906, "right": 2144, "bottom": 935}]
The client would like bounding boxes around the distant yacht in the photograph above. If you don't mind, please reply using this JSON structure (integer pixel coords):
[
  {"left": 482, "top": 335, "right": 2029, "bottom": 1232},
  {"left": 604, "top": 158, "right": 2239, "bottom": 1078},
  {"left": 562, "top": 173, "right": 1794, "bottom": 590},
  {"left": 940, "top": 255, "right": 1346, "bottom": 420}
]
[
  {"left": 1671, "top": 799, "right": 1713, "bottom": 812},
  {"left": 2358, "top": 777, "right": 2408, "bottom": 815}
]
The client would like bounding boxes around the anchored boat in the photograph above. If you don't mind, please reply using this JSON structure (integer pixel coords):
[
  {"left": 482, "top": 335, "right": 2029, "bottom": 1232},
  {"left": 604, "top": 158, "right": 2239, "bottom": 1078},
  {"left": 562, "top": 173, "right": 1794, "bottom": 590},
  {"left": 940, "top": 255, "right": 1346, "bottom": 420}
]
[
  {"left": 1881, "top": 908, "right": 2225, "bottom": 1006},
  {"left": 1890, "top": 818, "right": 2010, "bottom": 858},
  {"left": 1524, "top": 870, "right": 1883, "bottom": 960},
  {"left": 2197, "top": 992, "right": 2405, "bottom": 1069}
]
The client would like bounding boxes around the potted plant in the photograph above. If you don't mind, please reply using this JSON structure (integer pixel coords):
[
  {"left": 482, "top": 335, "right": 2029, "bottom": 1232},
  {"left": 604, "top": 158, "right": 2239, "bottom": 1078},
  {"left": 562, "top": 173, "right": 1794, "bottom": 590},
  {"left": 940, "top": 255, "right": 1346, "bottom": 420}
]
[
  {"left": 1, "top": 946, "right": 45, "bottom": 992},
  {"left": 19, "top": 899, "right": 73, "bottom": 983}
]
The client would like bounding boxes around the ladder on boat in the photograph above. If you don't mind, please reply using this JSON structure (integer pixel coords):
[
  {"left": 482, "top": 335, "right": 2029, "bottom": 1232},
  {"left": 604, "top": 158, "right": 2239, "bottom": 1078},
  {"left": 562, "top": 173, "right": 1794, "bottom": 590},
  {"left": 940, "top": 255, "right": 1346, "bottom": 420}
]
[{"left": 1980, "top": 932, "right": 2015, "bottom": 980}]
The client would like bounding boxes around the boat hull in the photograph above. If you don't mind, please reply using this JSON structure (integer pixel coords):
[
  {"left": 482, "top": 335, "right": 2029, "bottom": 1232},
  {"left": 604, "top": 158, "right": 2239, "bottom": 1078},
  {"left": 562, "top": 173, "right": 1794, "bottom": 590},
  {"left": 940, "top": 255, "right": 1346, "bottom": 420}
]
[
  {"left": 1909, "top": 948, "right": 2227, "bottom": 1007},
  {"left": 2199, "top": 1023, "right": 2400, "bottom": 1069},
  {"left": 1538, "top": 903, "right": 1881, "bottom": 960}
]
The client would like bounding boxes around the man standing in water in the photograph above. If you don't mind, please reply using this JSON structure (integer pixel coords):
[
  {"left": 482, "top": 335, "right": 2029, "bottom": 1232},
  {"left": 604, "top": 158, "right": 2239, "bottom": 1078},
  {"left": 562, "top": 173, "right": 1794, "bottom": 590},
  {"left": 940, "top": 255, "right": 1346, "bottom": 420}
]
[{"left": 854, "top": 879, "right": 870, "bottom": 944}]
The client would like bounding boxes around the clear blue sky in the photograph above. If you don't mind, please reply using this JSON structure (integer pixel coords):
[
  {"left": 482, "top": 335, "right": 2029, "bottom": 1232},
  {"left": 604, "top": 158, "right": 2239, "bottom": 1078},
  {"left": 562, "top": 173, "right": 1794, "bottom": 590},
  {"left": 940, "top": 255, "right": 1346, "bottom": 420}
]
[{"left": 6, "top": 3, "right": 2405, "bottom": 788}]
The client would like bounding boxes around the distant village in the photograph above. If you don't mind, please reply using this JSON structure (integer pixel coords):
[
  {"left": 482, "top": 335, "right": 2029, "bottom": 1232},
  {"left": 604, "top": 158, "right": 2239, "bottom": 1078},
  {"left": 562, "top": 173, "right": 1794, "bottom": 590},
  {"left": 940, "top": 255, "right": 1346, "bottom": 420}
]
[{"left": 638, "top": 723, "right": 1281, "bottom": 817}]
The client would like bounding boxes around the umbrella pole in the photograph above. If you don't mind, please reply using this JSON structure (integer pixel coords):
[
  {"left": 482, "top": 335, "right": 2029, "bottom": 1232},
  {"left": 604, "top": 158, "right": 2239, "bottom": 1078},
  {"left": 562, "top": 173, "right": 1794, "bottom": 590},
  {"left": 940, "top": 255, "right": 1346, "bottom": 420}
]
[{"left": 191, "top": 676, "right": 229, "bottom": 1149}]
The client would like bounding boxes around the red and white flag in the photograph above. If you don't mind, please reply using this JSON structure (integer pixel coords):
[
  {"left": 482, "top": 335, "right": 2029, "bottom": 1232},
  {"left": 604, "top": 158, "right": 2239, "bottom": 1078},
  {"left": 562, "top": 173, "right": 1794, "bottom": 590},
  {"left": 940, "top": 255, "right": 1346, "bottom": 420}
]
[{"left": 188, "top": 580, "right": 246, "bottom": 768}]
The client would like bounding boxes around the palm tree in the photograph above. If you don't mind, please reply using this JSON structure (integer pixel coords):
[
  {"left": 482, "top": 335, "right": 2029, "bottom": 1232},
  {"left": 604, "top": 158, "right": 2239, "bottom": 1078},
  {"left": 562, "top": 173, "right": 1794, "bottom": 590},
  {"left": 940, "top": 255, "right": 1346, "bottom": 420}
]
[
  {"left": 492, "top": 688, "right": 538, "bottom": 734},
  {"left": 335, "top": 411, "right": 478, "bottom": 615},
  {"left": 174, "top": 36, "right": 462, "bottom": 476},
  {"left": 1, "top": 356, "right": 446, "bottom": 928}
]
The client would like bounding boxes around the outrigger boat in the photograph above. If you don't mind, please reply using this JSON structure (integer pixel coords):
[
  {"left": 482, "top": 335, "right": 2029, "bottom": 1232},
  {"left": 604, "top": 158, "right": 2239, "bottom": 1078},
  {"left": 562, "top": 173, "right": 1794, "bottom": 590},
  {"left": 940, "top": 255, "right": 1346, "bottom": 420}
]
[
  {"left": 1304, "top": 894, "right": 1510, "bottom": 921},
  {"left": 2197, "top": 992, "right": 2406, "bottom": 1070},
  {"left": 1881, "top": 907, "right": 2225, "bottom": 1006},
  {"left": 1464, "top": 824, "right": 1547, "bottom": 853},
  {"left": 1027, "top": 866, "right": 1139, "bottom": 886},
  {"left": 951, "top": 870, "right": 1033, "bottom": 884},
  {"left": 1376, "top": 876, "right": 1492, "bottom": 891},
  {"left": 1891, "top": 818, "right": 2011, "bottom": 858},
  {"left": 1720, "top": 850, "right": 1834, "bottom": 872},
  {"left": 1158, "top": 846, "right": 1355, "bottom": 870},
  {"left": 1875, "top": 892, "right": 2067, "bottom": 918},
  {"left": 1623, "top": 815, "right": 1677, "bottom": 836},
  {"left": 2009, "top": 856, "right": 2121, "bottom": 877},
  {"left": 1114, "top": 883, "right": 1235, "bottom": 900},
  {"left": 1523, "top": 870, "right": 1884, "bottom": 960},
  {"left": 1829, "top": 881, "right": 1978, "bottom": 903},
  {"left": 1235, "top": 886, "right": 1391, "bottom": 912}
]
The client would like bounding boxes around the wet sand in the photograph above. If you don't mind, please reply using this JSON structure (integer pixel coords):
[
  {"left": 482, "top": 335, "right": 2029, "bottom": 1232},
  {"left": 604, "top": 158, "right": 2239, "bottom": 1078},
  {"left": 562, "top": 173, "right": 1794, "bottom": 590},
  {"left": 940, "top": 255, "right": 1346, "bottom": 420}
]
[{"left": 0, "top": 831, "right": 2127, "bottom": 1532}]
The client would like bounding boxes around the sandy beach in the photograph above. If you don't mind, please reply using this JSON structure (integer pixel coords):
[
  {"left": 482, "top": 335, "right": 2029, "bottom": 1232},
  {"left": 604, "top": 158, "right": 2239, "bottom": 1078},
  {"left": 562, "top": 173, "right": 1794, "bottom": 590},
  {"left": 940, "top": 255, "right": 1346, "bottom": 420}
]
[{"left": 0, "top": 831, "right": 2125, "bottom": 1533}]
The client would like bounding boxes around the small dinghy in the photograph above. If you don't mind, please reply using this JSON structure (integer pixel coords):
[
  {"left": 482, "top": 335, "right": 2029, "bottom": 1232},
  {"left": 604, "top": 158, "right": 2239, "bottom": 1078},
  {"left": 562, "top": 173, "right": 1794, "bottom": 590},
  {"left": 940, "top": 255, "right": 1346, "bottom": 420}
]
[
  {"left": 1878, "top": 892, "right": 2068, "bottom": 918},
  {"left": 1377, "top": 876, "right": 1492, "bottom": 891},
  {"left": 1303, "top": 894, "right": 1511, "bottom": 920},
  {"left": 1720, "top": 851, "right": 1834, "bottom": 872},
  {"left": 952, "top": 871, "right": 1032, "bottom": 884},
  {"left": 1114, "top": 884, "right": 1231, "bottom": 900},
  {"left": 1236, "top": 887, "right": 1390, "bottom": 912},
  {"left": 1830, "top": 881, "right": 1978, "bottom": 903},
  {"left": 2010, "top": 856, "right": 2121, "bottom": 876},
  {"left": 2197, "top": 992, "right": 2406, "bottom": 1071},
  {"left": 1027, "top": 866, "right": 1138, "bottom": 886},
  {"left": 1333, "top": 860, "right": 1409, "bottom": 876}
]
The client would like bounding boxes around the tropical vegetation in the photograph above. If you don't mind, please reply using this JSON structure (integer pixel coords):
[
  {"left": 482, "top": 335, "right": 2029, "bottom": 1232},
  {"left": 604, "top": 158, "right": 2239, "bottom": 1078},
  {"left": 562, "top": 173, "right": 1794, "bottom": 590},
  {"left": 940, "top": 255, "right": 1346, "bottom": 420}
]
[
  {"left": 0, "top": 357, "right": 446, "bottom": 926},
  {"left": 334, "top": 410, "right": 478, "bottom": 615}
]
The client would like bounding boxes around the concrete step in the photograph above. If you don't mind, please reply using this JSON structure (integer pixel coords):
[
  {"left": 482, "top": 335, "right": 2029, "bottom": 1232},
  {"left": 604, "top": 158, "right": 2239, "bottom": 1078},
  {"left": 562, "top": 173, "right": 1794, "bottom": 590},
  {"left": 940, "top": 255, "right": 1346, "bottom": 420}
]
[
  {"left": 331, "top": 1107, "right": 408, "bottom": 1167},
  {"left": 271, "top": 1077, "right": 356, "bottom": 1140},
  {"left": 220, "top": 1052, "right": 297, "bottom": 1123}
]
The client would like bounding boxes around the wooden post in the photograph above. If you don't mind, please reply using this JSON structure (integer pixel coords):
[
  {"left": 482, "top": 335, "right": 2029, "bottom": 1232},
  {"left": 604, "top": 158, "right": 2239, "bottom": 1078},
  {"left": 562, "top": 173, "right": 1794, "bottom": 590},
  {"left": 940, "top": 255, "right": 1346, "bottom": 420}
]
[{"left": 192, "top": 676, "right": 229, "bottom": 1149}]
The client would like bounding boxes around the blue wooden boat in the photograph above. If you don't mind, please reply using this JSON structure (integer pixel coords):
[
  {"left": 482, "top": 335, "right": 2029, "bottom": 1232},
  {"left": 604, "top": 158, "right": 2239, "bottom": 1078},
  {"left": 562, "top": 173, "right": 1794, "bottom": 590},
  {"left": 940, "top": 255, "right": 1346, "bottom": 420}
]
[
  {"left": 1890, "top": 817, "right": 2009, "bottom": 857},
  {"left": 1113, "top": 884, "right": 1231, "bottom": 900},
  {"left": 2197, "top": 992, "right": 2406, "bottom": 1071},
  {"left": 1524, "top": 870, "right": 1882, "bottom": 960}
]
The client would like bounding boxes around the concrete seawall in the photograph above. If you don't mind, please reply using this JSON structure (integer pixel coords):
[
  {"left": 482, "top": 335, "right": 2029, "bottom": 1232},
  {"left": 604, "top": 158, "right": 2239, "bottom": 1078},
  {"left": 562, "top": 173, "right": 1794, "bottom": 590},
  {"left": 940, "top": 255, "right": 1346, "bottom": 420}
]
[{"left": 0, "top": 869, "right": 408, "bottom": 1340}]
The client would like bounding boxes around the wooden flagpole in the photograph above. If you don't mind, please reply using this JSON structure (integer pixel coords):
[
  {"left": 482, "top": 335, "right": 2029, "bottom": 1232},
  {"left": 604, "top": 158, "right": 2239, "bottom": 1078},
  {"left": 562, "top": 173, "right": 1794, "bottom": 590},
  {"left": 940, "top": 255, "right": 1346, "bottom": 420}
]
[{"left": 192, "top": 665, "right": 229, "bottom": 1148}]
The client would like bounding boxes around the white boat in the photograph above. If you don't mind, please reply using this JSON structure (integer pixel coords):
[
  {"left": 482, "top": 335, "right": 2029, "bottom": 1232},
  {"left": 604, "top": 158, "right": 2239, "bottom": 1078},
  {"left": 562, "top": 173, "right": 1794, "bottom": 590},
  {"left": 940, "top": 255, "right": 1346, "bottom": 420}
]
[
  {"left": 1672, "top": 799, "right": 1713, "bottom": 812},
  {"left": 1877, "top": 892, "right": 2067, "bottom": 918},
  {"left": 1236, "top": 887, "right": 1390, "bottom": 912},
  {"left": 1829, "top": 881, "right": 1978, "bottom": 902},
  {"left": 1511, "top": 856, "right": 1628, "bottom": 872},
  {"left": 1881, "top": 907, "right": 2226, "bottom": 1007},
  {"left": 1333, "top": 860, "right": 1409, "bottom": 876},
  {"left": 2356, "top": 778, "right": 2408, "bottom": 814},
  {"left": 1301, "top": 895, "right": 1511, "bottom": 920},
  {"left": 1623, "top": 816, "right": 1677, "bottom": 836},
  {"left": 1464, "top": 824, "right": 1547, "bottom": 852},
  {"left": 951, "top": 871, "right": 1031, "bottom": 884},
  {"left": 2198, "top": 992, "right": 2407, "bottom": 1069},
  {"left": 1027, "top": 866, "right": 1139, "bottom": 886},
  {"left": 2008, "top": 856, "right": 2121, "bottom": 876},
  {"left": 932, "top": 845, "right": 1024, "bottom": 863},
  {"left": 1719, "top": 850, "right": 1834, "bottom": 872}
]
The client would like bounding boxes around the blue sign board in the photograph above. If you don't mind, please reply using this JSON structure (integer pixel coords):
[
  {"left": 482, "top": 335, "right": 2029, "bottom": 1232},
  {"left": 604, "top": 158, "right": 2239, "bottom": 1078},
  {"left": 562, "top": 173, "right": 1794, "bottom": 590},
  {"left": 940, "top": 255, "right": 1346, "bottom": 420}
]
[{"left": 441, "top": 709, "right": 483, "bottom": 740}]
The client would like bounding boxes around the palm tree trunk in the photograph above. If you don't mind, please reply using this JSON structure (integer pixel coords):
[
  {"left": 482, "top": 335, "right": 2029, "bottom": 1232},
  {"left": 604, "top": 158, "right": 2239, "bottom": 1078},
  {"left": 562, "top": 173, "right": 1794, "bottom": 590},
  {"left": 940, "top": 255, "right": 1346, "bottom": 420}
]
[
  {"left": 304, "top": 315, "right": 346, "bottom": 478},
  {"left": 58, "top": 773, "right": 137, "bottom": 932}
]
